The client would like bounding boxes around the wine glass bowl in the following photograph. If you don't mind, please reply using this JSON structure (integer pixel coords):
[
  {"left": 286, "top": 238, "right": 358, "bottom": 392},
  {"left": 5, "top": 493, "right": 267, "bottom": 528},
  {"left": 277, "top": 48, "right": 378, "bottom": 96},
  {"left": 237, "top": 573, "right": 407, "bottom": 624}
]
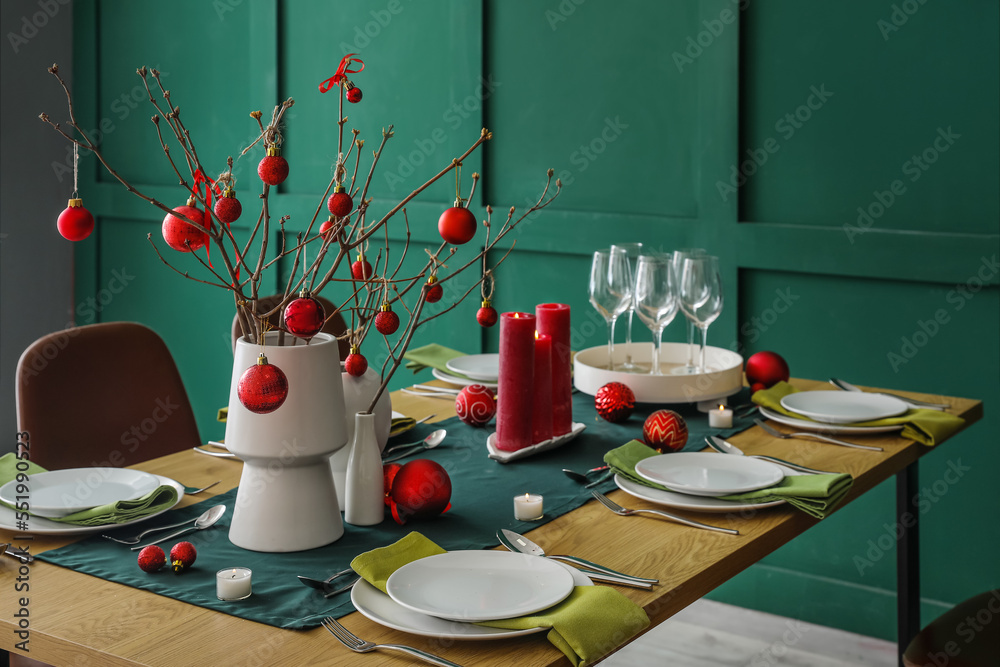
[
  {"left": 679, "top": 255, "right": 723, "bottom": 374},
  {"left": 588, "top": 248, "right": 632, "bottom": 370},
  {"left": 633, "top": 254, "right": 678, "bottom": 375}
]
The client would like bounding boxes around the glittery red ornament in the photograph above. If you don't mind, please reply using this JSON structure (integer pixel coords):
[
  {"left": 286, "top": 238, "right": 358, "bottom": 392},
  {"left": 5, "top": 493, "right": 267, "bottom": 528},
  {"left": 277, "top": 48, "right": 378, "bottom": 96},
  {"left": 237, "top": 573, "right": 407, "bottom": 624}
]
[
  {"left": 643, "top": 409, "right": 688, "bottom": 453},
  {"left": 455, "top": 384, "right": 496, "bottom": 427},
  {"left": 319, "top": 215, "right": 336, "bottom": 240},
  {"left": 169, "top": 541, "right": 197, "bottom": 573},
  {"left": 137, "top": 545, "right": 166, "bottom": 573},
  {"left": 257, "top": 146, "right": 289, "bottom": 186},
  {"left": 346, "top": 83, "right": 363, "bottom": 103},
  {"left": 345, "top": 346, "right": 367, "bottom": 377},
  {"left": 57, "top": 198, "right": 95, "bottom": 241},
  {"left": 386, "top": 459, "right": 452, "bottom": 524},
  {"left": 161, "top": 196, "right": 208, "bottom": 252},
  {"left": 476, "top": 299, "right": 498, "bottom": 327},
  {"left": 374, "top": 303, "right": 399, "bottom": 335},
  {"left": 595, "top": 382, "right": 635, "bottom": 423},
  {"left": 351, "top": 255, "right": 373, "bottom": 281},
  {"left": 283, "top": 292, "right": 325, "bottom": 338},
  {"left": 327, "top": 185, "right": 353, "bottom": 217},
  {"left": 424, "top": 275, "right": 443, "bottom": 303},
  {"left": 745, "top": 351, "right": 790, "bottom": 389},
  {"left": 382, "top": 462, "right": 402, "bottom": 506},
  {"left": 214, "top": 187, "right": 242, "bottom": 224},
  {"left": 437, "top": 203, "right": 477, "bottom": 245},
  {"left": 238, "top": 353, "right": 289, "bottom": 414}
]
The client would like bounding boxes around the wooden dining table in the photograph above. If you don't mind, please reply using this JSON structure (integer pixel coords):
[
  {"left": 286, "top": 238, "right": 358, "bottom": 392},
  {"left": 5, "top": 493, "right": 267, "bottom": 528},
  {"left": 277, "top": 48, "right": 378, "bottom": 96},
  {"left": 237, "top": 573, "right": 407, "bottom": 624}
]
[{"left": 0, "top": 379, "right": 983, "bottom": 666}]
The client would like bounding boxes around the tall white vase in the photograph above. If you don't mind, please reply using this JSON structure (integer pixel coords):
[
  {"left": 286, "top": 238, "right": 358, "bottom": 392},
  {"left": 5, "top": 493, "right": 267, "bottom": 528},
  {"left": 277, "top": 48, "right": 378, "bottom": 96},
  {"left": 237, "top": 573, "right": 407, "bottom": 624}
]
[
  {"left": 332, "top": 366, "right": 391, "bottom": 507},
  {"left": 344, "top": 412, "right": 385, "bottom": 526},
  {"left": 225, "top": 332, "right": 347, "bottom": 552}
]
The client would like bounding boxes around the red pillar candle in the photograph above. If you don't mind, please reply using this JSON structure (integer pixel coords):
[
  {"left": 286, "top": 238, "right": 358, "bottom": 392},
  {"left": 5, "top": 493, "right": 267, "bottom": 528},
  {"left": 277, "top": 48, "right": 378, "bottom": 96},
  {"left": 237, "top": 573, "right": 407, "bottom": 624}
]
[
  {"left": 536, "top": 303, "right": 572, "bottom": 436},
  {"left": 497, "top": 312, "right": 536, "bottom": 452},
  {"left": 531, "top": 332, "right": 553, "bottom": 444}
]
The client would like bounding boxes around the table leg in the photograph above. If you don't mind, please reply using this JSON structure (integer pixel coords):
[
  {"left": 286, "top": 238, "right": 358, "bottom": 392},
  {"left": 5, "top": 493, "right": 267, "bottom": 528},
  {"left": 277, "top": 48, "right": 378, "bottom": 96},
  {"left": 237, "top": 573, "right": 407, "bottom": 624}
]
[{"left": 896, "top": 462, "right": 920, "bottom": 667}]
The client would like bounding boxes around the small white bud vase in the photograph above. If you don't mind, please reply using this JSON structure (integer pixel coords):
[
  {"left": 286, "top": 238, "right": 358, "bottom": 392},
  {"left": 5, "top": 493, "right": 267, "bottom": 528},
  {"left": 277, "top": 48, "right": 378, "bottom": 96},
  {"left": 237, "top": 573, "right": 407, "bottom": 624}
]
[{"left": 344, "top": 412, "right": 385, "bottom": 525}]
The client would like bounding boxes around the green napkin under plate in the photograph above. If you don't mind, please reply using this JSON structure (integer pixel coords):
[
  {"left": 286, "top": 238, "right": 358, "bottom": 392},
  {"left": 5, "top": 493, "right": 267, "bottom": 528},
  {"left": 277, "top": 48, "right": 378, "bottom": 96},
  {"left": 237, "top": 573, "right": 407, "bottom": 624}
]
[
  {"left": 752, "top": 381, "right": 964, "bottom": 446},
  {"left": 351, "top": 532, "right": 650, "bottom": 667},
  {"left": 604, "top": 440, "right": 853, "bottom": 520},
  {"left": 0, "top": 453, "right": 179, "bottom": 526},
  {"left": 402, "top": 343, "right": 471, "bottom": 378}
]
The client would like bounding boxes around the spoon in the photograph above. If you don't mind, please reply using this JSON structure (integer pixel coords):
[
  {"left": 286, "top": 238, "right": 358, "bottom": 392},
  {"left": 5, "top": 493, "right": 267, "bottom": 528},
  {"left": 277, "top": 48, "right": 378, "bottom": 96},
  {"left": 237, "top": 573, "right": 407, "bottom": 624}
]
[
  {"left": 130, "top": 504, "right": 227, "bottom": 551},
  {"left": 381, "top": 429, "right": 446, "bottom": 463},
  {"left": 561, "top": 466, "right": 610, "bottom": 487},
  {"left": 705, "top": 436, "right": 836, "bottom": 475}
]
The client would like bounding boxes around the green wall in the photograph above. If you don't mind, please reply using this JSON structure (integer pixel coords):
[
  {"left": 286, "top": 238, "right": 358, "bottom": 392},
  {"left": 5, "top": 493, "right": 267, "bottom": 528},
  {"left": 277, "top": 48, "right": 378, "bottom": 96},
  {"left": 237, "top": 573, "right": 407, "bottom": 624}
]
[{"left": 69, "top": 0, "right": 998, "bottom": 642}]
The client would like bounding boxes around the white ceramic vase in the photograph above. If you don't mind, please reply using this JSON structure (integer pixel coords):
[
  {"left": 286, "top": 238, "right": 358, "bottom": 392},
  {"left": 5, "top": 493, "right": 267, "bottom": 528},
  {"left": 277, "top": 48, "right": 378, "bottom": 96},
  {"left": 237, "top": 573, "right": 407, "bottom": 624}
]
[
  {"left": 225, "top": 332, "right": 347, "bottom": 552},
  {"left": 344, "top": 412, "right": 385, "bottom": 525},
  {"left": 331, "top": 366, "right": 391, "bottom": 507}
]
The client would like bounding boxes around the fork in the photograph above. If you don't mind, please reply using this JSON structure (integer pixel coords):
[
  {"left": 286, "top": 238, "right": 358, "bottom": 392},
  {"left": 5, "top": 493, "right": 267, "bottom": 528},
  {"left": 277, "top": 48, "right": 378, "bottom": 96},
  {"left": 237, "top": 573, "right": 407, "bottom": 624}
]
[
  {"left": 184, "top": 480, "right": 221, "bottom": 494},
  {"left": 754, "top": 418, "right": 883, "bottom": 452},
  {"left": 320, "top": 616, "right": 464, "bottom": 667},
  {"left": 590, "top": 490, "right": 739, "bottom": 535}
]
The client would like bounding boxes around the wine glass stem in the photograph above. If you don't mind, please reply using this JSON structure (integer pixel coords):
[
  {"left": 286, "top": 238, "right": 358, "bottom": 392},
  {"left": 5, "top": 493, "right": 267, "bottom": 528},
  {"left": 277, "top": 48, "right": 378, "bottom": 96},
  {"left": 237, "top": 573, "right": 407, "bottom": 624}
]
[
  {"left": 607, "top": 318, "right": 617, "bottom": 371},
  {"left": 652, "top": 327, "right": 664, "bottom": 375},
  {"left": 698, "top": 325, "right": 709, "bottom": 374},
  {"left": 686, "top": 319, "right": 696, "bottom": 368},
  {"left": 624, "top": 309, "right": 633, "bottom": 365}
]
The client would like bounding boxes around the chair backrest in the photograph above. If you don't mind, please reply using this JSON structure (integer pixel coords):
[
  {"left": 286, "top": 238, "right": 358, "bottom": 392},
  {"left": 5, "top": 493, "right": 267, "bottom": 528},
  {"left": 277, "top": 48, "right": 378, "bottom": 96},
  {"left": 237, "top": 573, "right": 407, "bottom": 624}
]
[
  {"left": 15, "top": 322, "right": 201, "bottom": 470},
  {"left": 231, "top": 294, "right": 350, "bottom": 359}
]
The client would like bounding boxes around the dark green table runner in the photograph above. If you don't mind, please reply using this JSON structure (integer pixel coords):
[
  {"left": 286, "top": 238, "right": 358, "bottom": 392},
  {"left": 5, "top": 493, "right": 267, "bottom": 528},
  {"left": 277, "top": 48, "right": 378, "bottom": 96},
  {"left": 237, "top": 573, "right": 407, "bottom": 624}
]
[{"left": 37, "top": 390, "right": 753, "bottom": 629}]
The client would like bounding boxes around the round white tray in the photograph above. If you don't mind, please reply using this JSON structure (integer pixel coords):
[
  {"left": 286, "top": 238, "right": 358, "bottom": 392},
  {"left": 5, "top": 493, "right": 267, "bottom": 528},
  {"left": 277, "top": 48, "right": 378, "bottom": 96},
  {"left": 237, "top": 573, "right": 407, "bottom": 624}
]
[{"left": 573, "top": 342, "right": 743, "bottom": 404}]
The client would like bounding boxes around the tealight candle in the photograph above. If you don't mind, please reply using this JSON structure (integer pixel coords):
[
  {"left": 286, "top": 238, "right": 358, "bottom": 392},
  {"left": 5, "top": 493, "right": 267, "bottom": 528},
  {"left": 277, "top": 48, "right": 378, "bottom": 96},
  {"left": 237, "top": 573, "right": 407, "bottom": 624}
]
[
  {"left": 216, "top": 567, "right": 252, "bottom": 601},
  {"left": 708, "top": 404, "right": 733, "bottom": 428},
  {"left": 513, "top": 493, "right": 544, "bottom": 521}
]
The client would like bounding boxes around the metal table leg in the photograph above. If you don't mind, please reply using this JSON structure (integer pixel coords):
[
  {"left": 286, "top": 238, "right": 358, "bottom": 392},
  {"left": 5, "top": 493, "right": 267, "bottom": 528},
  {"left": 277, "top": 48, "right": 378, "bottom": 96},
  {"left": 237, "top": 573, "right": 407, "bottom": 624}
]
[{"left": 897, "top": 462, "right": 920, "bottom": 667}]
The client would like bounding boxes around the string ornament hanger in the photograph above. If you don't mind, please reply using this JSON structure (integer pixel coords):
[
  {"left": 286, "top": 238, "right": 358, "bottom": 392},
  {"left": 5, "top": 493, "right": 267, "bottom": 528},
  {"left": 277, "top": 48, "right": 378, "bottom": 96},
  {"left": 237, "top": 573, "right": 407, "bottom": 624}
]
[{"left": 214, "top": 158, "right": 243, "bottom": 224}]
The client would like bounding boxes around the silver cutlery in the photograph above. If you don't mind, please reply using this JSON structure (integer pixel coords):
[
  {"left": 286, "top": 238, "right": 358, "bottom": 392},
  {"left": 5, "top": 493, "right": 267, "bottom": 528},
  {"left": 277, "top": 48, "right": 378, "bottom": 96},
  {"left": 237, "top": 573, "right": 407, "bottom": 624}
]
[
  {"left": 561, "top": 466, "right": 611, "bottom": 488},
  {"left": 183, "top": 480, "right": 221, "bottom": 494},
  {"left": 103, "top": 504, "right": 226, "bottom": 545},
  {"left": 705, "top": 436, "right": 837, "bottom": 475},
  {"left": 498, "top": 529, "right": 656, "bottom": 589},
  {"left": 401, "top": 388, "right": 459, "bottom": 399},
  {"left": 383, "top": 429, "right": 447, "bottom": 456},
  {"left": 829, "top": 377, "right": 948, "bottom": 411},
  {"left": 1, "top": 543, "right": 33, "bottom": 564},
  {"left": 194, "top": 443, "right": 238, "bottom": 459},
  {"left": 298, "top": 568, "right": 360, "bottom": 597},
  {"left": 127, "top": 504, "right": 227, "bottom": 550},
  {"left": 590, "top": 490, "right": 739, "bottom": 535},
  {"left": 410, "top": 384, "right": 461, "bottom": 395},
  {"left": 321, "top": 615, "right": 464, "bottom": 667},
  {"left": 754, "top": 418, "right": 883, "bottom": 452}
]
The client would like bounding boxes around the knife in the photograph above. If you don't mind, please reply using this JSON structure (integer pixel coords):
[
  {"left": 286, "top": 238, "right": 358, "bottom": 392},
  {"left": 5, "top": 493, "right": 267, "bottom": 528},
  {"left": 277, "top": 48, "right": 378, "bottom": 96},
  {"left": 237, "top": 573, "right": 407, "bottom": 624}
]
[
  {"left": 706, "top": 436, "right": 837, "bottom": 476},
  {"left": 829, "top": 378, "right": 948, "bottom": 411},
  {"left": 498, "top": 529, "right": 657, "bottom": 589}
]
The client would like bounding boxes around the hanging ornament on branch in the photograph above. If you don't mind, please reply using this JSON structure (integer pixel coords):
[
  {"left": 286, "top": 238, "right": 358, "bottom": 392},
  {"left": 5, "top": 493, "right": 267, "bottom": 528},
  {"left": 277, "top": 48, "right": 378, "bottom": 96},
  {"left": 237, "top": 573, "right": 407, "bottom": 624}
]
[
  {"left": 327, "top": 184, "right": 354, "bottom": 217},
  {"left": 375, "top": 302, "right": 400, "bottom": 335},
  {"left": 283, "top": 290, "right": 325, "bottom": 339},
  {"left": 438, "top": 163, "right": 477, "bottom": 245},
  {"left": 238, "top": 346, "right": 289, "bottom": 414},
  {"left": 351, "top": 252, "right": 373, "bottom": 280},
  {"left": 258, "top": 145, "right": 288, "bottom": 186},
  {"left": 161, "top": 195, "right": 208, "bottom": 252},
  {"left": 345, "top": 344, "right": 368, "bottom": 377},
  {"left": 213, "top": 161, "right": 242, "bottom": 224},
  {"left": 57, "top": 143, "right": 95, "bottom": 242},
  {"left": 477, "top": 268, "right": 498, "bottom": 327},
  {"left": 424, "top": 274, "right": 443, "bottom": 303},
  {"left": 318, "top": 53, "right": 365, "bottom": 103}
]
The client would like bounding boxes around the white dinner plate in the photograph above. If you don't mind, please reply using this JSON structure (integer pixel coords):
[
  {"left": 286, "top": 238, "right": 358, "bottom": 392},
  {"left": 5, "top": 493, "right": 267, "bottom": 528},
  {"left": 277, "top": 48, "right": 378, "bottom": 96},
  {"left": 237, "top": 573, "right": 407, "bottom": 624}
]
[
  {"left": 780, "top": 391, "right": 908, "bottom": 424},
  {"left": 431, "top": 367, "right": 498, "bottom": 389},
  {"left": 0, "top": 468, "right": 161, "bottom": 518},
  {"left": 759, "top": 407, "right": 904, "bottom": 435},
  {"left": 445, "top": 354, "right": 500, "bottom": 381},
  {"left": 0, "top": 475, "right": 185, "bottom": 535},
  {"left": 386, "top": 551, "right": 575, "bottom": 622},
  {"left": 614, "top": 474, "right": 787, "bottom": 513},
  {"left": 635, "top": 452, "right": 784, "bottom": 497},
  {"left": 353, "top": 562, "right": 591, "bottom": 640}
]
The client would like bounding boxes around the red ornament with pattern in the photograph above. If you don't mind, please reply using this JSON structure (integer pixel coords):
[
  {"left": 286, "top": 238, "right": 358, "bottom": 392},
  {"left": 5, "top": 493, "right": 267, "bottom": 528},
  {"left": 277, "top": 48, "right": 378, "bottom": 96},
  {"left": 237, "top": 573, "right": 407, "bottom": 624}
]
[
  {"left": 237, "top": 354, "right": 289, "bottom": 414},
  {"left": 643, "top": 409, "right": 688, "bottom": 453},
  {"left": 595, "top": 382, "right": 635, "bottom": 423},
  {"left": 455, "top": 384, "right": 496, "bottom": 427},
  {"left": 161, "top": 196, "right": 208, "bottom": 252}
]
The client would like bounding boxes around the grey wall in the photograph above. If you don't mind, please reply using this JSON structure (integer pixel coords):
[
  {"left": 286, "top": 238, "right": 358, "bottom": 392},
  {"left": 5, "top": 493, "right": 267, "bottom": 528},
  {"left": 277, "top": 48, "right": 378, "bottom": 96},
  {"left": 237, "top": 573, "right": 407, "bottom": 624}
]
[{"left": 1, "top": 0, "right": 75, "bottom": 453}]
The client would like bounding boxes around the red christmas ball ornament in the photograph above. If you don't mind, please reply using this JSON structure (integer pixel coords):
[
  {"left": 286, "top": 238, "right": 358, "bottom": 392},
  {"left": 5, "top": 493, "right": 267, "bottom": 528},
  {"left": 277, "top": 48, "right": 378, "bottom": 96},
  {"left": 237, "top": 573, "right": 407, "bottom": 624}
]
[
  {"left": 57, "top": 198, "right": 95, "bottom": 241},
  {"left": 327, "top": 184, "right": 353, "bottom": 217},
  {"left": 386, "top": 459, "right": 452, "bottom": 525},
  {"left": 345, "top": 346, "right": 367, "bottom": 377},
  {"left": 257, "top": 146, "right": 289, "bottom": 186},
  {"left": 345, "top": 82, "right": 363, "bottom": 103},
  {"left": 643, "top": 409, "right": 688, "bottom": 453},
  {"left": 595, "top": 382, "right": 635, "bottom": 423},
  {"left": 351, "top": 254, "right": 373, "bottom": 281},
  {"left": 382, "top": 462, "right": 402, "bottom": 506},
  {"left": 319, "top": 215, "right": 337, "bottom": 240},
  {"left": 374, "top": 303, "right": 400, "bottom": 335},
  {"left": 751, "top": 382, "right": 767, "bottom": 394},
  {"left": 238, "top": 353, "right": 289, "bottom": 414},
  {"left": 137, "top": 545, "right": 166, "bottom": 573},
  {"left": 476, "top": 299, "right": 498, "bottom": 327},
  {"left": 437, "top": 203, "right": 477, "bottom": 245},
  {"left": 283, "top": 291, "right": 325, "bottom": 338},
  {"left": 745, "top": 351, "right": 790, "bottom": 389},
  {"left": 169, "top": 541, "right": 197, "bottom": 573},
  {"left": 424, "top": 275, "right": 443, "bottom": 303},
  {"left": 161, "top": 196, "right": 208, "bottom": 252},
  {"left": 213, "top": 187, "right": 242, "bottom": 224},
  {"left": 455, "top": 384, "right": 496, "bottom": 427}
]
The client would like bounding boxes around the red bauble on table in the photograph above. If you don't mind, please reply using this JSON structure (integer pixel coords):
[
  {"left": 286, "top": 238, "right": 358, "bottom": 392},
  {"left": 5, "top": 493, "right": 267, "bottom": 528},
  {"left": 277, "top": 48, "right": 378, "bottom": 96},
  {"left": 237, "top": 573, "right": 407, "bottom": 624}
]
[
  {"left": 455, "top": 384, "right": 496, "bottom": 427},
  {"left": 57, "top": 198, "right": 95, "bottom": 241},
  {"left": 351, "top": 255, "right": 373, "bottom": 281},
  {"left": 476, "top": 299, "right": 498, "bottom": 327},
  {"left": 643, "top": 409, "right": 688, "bottom": 453},
  {"left": 257, "top": 146, "right": 289, "bottom": 186},
  {"left": 283, "top": 292, "right": 325, "bottom": 338},
  {"left": 424, "top": 275, "right": 443, "bottom": 303},
  {"left": 213, "top": 187, "right": 242, "bottom": 224},
  {"left": 595, "top": 382, "right": 635, "bottom": 423},
  {"left": 385, "top": 459, "right": 452, "bottom": 524},
  {"left": 745, "top": 351, "right": 790, "bottom": 389},
  {"left": 327, "top": 185, "right": 353, "bottom": 217},
  {"left": 374, "top": 303, "right": 399, "bottom": 335},
  {"left": 438, "top": 203, "right": 478, "bottom": 245},
  {"left": 237, "top": 354, "right": 289, "bottom": 414},
  {"left": 169, "top": 541, "right": 197, "bottom": 573},
  {"left": 345, "top": 346, "right": 368, "bottom": 377},
  {"left": 161, "top": 196, "right": 208, "bottom": 252},
  {"left": 382, "top": 462, "right": 402, "bottom": 505},
  {"left": 137, "top": 545, "right": 166, "bottom": 573}
]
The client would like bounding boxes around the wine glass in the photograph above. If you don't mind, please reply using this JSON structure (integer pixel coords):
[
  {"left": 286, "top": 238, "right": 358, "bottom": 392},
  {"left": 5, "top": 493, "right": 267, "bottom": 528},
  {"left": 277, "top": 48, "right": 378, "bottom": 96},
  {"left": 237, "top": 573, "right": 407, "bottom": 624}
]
[
  {"left": 588, "top": 248, "right": 632, "bottom": 371},
  {"left": 610, "top": 243, "right": 643, "bottom": 371},
  {"left": 679, "top": 255, "right": 723, "bottom": 374},
  {"left": 633, "top": 254, "right": 678, "bottom": 375},
  {"left": 671, "top": 248, "right": 707, "bottom": 374}
]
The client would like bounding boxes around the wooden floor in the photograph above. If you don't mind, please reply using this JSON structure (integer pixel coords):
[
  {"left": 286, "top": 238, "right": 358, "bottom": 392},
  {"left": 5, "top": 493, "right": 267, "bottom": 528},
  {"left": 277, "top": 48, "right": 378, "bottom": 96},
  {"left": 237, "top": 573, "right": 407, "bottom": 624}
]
[{"left": 601, "top": 600, "right": 898, "bottom": 666}]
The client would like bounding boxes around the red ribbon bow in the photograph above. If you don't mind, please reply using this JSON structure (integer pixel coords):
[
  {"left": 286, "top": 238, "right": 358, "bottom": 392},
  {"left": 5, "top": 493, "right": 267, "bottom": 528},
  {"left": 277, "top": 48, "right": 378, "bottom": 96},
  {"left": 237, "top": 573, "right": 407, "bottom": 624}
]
[
  {"left": 192, "top": 169, "right": 222, "bottom": 267},
  {"left": 319, "top": 54, "right": 365, "bottom": 93}
]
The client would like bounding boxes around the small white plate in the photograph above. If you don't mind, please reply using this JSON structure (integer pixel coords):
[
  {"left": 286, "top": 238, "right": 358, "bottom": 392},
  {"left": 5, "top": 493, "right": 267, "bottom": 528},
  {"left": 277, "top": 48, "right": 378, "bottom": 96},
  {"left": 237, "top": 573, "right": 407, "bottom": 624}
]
[
  {"left": 486, "top": 422, "right": 586, "bottom": 463},
  {"left": 635, "top": 452, "right": 784, "bottom": 497},
  {"left": 431, "top": 367, "right": 498, "bottom": 389},
  {"left": 614, "top": 474, "right": 787, "bottom": 512},
  {"left": 759, "top": 407, "right": 905, "bottom": 435},
  {"left": 352, "top": 561, "right": 591, "bottom": 640},
  {"left": 386, "top": 551, "right": 575, "bottom": 622},
  {"left": 445, "top": 354, "right": 499, "bottom": 381},
  {"left": 0, "top": 468, "right": 162, "bottom": 518},
  {"left": 780, "top": 391, "right": 908, "bottom": 424}
]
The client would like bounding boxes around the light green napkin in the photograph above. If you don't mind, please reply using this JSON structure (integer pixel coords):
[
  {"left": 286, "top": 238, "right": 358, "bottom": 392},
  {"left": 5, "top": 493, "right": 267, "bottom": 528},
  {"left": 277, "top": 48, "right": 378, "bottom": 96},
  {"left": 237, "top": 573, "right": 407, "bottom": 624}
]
[
  {"left": 604, "top": 440, "right": 853, "bottom": 520},
  {"left": 351, "top": 532, "right": 650, "bottom": 667},
  {"left": 752, "top": 381, "right": 964, "bottom": 446},
  {"left": 402, "top": 343, "right": 470, "bottom": 378},
  {"left": 0, "top": 453, "right": 179, "bottom": 526}
]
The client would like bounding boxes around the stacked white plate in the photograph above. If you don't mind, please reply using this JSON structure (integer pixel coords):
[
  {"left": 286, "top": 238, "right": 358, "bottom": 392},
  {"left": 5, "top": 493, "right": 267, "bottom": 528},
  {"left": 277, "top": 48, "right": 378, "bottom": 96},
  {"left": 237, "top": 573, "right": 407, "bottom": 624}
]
[
  {"left": 766, "top": 391, "right": 907, "bottom": 434},
  {"left": 432, "top": 354, "right": 499, "bottom": 389}
]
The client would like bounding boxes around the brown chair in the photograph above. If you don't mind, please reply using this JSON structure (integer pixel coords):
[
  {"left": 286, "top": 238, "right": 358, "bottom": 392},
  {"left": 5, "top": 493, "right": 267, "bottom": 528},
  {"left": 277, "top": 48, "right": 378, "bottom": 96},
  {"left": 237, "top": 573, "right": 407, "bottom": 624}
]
[
  {"left": 231, "top": 294, "right": 350, "bottom": 359},
  {"left": 15, "top": 322, "right": 201, "bottom": 471},
  {"left": 902, "top": 589, "right": 1000, "bottom": 667}
]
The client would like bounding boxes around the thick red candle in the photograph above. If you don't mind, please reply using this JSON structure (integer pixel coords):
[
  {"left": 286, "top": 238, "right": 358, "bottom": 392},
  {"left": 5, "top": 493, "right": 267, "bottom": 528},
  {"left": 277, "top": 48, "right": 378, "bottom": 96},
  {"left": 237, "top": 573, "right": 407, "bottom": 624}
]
[
  {"left": 531, "top": 332, "right": 553, "bottom": 444},
  {"left": 536, "top": 303, "right": 572, "bottom": 436},
  {"left": 497, "top": 312, "right": 535, "bottom": 451}
]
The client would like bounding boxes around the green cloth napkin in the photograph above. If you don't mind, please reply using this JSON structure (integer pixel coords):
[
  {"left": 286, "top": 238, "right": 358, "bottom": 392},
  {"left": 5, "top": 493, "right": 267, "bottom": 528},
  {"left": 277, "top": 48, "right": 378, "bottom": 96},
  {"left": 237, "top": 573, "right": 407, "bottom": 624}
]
[
  {"left": 402, "top": 343, "right": 471, "bottom": 378},
  {"left": 752, "top": 381, "right": 965, "bottom": 446},
  {"left": 604, "top": 440, "right": 853, "bottom": 520},
  {"left": 351, "top": 532, "right": 650, "bottom": 667},
  {"left": 0, "top": 453, "right": 179, "bottom": 526}
]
